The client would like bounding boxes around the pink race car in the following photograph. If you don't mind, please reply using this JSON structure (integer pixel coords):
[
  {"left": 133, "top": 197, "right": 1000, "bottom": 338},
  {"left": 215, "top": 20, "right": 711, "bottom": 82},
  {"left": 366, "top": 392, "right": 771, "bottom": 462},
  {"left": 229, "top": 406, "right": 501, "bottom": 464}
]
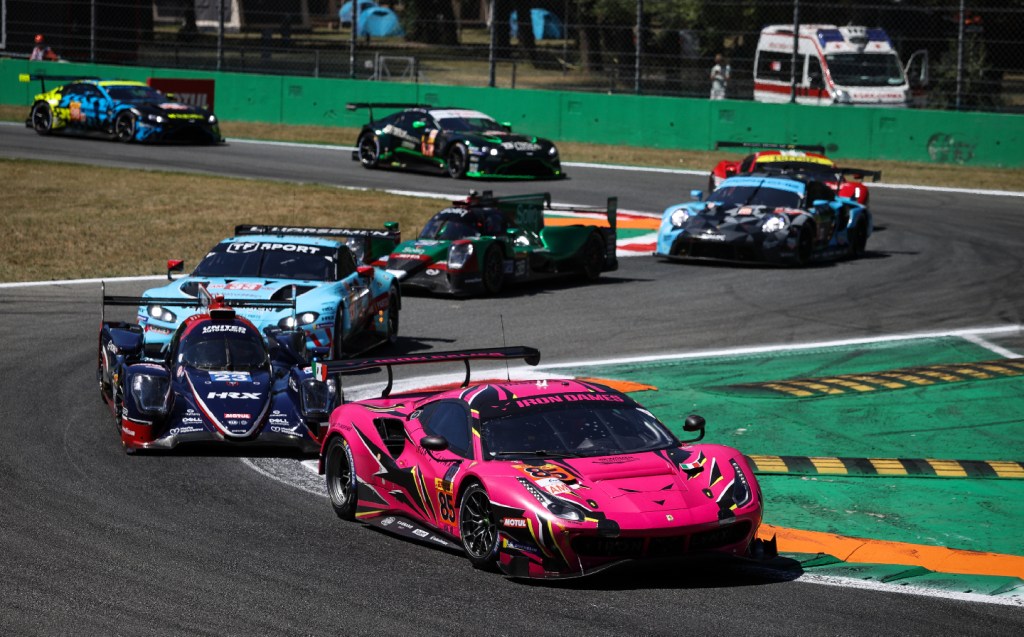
[{"left": 317, "top": 347, "right": 772, "bottom": 579}]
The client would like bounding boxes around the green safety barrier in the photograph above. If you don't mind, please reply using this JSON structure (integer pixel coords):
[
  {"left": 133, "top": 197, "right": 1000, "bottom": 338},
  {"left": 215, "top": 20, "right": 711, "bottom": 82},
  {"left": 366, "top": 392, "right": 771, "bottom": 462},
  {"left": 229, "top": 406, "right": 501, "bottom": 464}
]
[{"left": 3, "top": 58, "right": 1021, "bottom": 168}]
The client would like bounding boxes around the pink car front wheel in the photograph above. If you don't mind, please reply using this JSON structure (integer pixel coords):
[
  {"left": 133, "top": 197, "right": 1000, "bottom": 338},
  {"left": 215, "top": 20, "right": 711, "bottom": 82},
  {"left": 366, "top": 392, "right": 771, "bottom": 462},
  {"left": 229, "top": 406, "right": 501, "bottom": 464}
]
[{"left": 459, "top": 483, "right": 499, "bottom": 569}]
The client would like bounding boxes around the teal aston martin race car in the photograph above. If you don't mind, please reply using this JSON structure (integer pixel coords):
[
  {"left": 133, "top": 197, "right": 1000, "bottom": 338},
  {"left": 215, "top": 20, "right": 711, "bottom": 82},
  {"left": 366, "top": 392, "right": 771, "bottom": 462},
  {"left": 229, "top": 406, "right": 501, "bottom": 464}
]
[{"left": 139, "top": 224, "right": 402, "bottom": 358}]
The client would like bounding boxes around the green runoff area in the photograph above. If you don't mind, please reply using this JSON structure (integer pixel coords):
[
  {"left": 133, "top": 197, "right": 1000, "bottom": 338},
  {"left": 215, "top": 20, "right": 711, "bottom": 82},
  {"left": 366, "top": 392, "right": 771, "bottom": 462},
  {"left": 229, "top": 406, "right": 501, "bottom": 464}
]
[{"left": 553, "top": 330, "right": 1024, "bottom": 597}]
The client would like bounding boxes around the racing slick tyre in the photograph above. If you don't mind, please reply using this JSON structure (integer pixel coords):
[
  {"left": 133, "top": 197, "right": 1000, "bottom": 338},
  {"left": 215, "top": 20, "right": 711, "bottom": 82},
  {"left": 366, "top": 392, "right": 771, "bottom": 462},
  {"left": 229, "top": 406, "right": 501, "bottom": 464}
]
[
  {"left": 481, "top": 246, "right": 504, "bottom": 296},
  {"left": 113, "top": 111, "right": 136, "bottom": 142},
  {"left": 848, "top": 219, "right": 868, "bottom": 259},
  {"left": 794, "top": 224, "right": 815, "bottom": 267},
  {"left": 325, "top": 437, "right": 357, "bottom": 520},
  {"left": 458, "top": 483, "right": 500, "bottom": 570},
  {"left": 97, "top": 345, "right": 112, "bottom": 402},
  {"left": 30, "top": 102, "right": 54, "bottom": 135},
  {"left": 357, "top": 133, "right": 380, "bottom": 169},
  {"left": 579, "top": 232, "right": 606, "bottom": 282},
  {"left": 446, "top": 144, "right": 469, "bottom": 179},
  {"left": 386, "top": 288, "right": 400, "bottom": 345},
  {"left": 111, "top": 376, "right": 126, "bottom": 431}
]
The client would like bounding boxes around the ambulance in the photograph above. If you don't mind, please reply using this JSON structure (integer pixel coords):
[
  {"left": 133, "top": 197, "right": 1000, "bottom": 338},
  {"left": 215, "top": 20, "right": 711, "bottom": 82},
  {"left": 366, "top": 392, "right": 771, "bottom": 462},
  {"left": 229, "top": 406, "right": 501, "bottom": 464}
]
[{"left": 753, "top": 24, "right": 928, "bottom": 106}]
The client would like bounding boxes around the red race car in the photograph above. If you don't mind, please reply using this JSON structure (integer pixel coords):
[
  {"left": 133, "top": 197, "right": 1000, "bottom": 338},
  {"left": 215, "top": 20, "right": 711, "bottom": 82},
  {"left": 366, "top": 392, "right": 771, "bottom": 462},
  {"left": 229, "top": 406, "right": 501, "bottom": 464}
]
[{"left": 710, "top": 141, "right": 881, "bottom": 204}]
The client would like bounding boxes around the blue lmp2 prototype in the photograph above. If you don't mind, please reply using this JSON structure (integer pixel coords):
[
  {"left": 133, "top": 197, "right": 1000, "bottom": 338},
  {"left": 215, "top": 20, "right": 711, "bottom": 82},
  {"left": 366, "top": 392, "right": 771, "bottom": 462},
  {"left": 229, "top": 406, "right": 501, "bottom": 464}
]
[
  {"left": 655, "top": 174, "right": 872, "bottom": 266},
  {"left": 99, "top": 290, "right": 336, "bottom": 454},
  {"left": 22, "top": 74, "right": 222, "bottom": 144},
  {"left": 139, "top": 225, "right": 402, "bottom": 358}
]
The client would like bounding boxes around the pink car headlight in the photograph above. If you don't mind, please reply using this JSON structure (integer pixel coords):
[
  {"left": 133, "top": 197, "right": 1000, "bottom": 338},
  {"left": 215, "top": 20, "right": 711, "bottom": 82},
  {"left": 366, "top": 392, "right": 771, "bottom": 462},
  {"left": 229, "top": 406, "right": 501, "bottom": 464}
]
[{"left": 730, "top": 458, "right": 752, "bottom": 507}]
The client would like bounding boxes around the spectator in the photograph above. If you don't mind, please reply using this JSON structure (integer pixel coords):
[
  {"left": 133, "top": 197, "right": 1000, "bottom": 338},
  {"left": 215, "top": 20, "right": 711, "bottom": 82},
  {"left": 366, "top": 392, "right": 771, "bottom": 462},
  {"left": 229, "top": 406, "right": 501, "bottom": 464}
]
[
  {"left": 30, "top": 34, "right": 58, "bottom": 61},
  {"left": 710, "top": 53, "right": 730, "bottom": 100}
]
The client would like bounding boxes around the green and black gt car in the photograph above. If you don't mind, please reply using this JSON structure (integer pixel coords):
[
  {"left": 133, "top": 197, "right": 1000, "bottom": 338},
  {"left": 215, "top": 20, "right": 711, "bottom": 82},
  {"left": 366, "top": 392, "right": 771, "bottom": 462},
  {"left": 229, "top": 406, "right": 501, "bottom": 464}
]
[
  {"left": 348, "top": 103, "right": 563, "bottom": 179},
  {"left": 377, "top": 191, "right": 617, "bottom": 296}
]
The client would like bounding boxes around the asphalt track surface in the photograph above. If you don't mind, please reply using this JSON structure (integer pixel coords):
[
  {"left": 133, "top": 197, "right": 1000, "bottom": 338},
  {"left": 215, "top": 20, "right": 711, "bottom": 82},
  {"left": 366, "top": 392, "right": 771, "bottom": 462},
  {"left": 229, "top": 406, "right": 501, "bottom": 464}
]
[{"left": 1, "top": 126, "right": 1022, "bottom": 635}]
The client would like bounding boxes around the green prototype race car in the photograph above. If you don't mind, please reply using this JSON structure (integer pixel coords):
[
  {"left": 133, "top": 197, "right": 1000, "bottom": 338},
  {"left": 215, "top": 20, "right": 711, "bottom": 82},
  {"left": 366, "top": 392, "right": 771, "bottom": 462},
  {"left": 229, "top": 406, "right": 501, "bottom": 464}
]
[
  {"left": 377, "top": 191, "right": 617, "bottom": 296},
  {"left": 348, "top": 103, "right": 563, "bottom": 179}
]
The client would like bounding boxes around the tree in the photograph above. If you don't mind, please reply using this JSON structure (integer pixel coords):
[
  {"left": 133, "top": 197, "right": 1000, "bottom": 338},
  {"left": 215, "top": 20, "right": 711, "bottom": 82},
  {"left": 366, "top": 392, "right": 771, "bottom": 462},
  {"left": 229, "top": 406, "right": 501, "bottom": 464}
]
[
  {"left": 404, "top": 0, "right": 460, "bottom": 45},
  {"left": 513, "top": 1, "right": 538, "bottom": 64}
]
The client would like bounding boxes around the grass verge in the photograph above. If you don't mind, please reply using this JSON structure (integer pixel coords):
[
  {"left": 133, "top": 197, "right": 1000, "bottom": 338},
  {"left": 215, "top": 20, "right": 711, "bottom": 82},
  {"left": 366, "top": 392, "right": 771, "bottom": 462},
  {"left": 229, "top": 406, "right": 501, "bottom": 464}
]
[{"left": 0, "top": 159, "right": 443, "bottom": 282}]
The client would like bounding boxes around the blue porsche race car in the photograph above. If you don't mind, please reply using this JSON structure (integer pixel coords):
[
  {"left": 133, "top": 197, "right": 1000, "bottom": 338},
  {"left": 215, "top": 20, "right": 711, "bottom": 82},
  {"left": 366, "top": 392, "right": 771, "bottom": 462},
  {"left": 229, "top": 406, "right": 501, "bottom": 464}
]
[
  {"left": 139, "top": 224, "right": 402, "bottom": 358},
  {"left": 21, "top": 74, "right": 222, "bottom": 144},
  {"left": 655, "top": 173, "right": 872, "bottom": 266},
  {"left": 99, "top": 289, "right": 336, "bottom": 454}
]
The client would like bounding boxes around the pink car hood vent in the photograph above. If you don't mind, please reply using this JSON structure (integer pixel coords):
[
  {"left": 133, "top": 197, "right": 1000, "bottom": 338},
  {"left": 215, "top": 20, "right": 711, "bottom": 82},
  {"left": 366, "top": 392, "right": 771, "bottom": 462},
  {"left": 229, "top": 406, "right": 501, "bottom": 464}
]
[
  {"left": 572, "top": 454, "right": 675, "bottom": 482},
  {"left": 568, "top": 454, "right": 709, "bottom": 512}
]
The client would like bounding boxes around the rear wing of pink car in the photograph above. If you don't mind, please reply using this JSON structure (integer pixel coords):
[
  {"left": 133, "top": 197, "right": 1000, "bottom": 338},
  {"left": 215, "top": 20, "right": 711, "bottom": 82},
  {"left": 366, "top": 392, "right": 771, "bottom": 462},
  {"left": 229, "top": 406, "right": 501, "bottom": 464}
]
[{"left": 315, "top": 346, "right": 541, "bottom": 398}]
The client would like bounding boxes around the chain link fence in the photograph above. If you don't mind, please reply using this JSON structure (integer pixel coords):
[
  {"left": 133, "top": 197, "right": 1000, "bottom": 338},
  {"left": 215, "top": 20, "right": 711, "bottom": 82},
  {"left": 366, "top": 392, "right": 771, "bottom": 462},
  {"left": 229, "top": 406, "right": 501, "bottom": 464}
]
[{"left": 3, "top": 0, "right": 1022, "bottom": 113}]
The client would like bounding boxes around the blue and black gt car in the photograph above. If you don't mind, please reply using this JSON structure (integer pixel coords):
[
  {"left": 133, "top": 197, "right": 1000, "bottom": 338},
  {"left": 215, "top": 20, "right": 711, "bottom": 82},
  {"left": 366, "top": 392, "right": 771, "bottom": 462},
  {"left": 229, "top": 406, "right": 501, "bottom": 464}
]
[
  {"left": 655, "top": 173, "right": 872, "bottom": 266},
  {"left": 139, "top": 225, "right": 402, "bottom": 358},
  {"left": 22, "top": 74, "right": 222, "bottom": 143}
]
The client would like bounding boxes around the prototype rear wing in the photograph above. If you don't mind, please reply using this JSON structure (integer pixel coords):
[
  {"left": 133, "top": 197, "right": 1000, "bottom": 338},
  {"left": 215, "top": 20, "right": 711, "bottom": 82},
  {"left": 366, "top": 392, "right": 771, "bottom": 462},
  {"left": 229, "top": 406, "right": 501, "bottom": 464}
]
[
  {"left": 462, "top": 190, "right": 618, "bottom": 271},
  {"left": 754, "top": 164, "right": 882, "bottom": 185},
  {"left": 549, "top": 195, "right": 618, "bottom": 272},
  {"left": 715, "top": 140, "right": 827, "bottom": 154},
  {"left": 315, "top": 346, "right": 541, "bottom": 399},
  {"left": 548, "top": 196, "right": 619, "bottom": 232},
  {"left": 346, "top": 102, "right": 431, "bottom": 122},
  {"left": 101, "top": 282, "right": 295, "bottom": 323},
  {"left": 462, "top": 190, "right": 618, "bottom": 232},
  {"left": 234, "top": 223, "right": 401, "bottom": 264}
]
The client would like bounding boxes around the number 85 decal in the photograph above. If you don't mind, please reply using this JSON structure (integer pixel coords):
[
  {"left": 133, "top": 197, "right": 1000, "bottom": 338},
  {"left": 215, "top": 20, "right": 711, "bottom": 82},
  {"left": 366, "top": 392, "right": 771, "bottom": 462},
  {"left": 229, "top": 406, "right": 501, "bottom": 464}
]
[{"left": 435, "top": 479, "right": 456, "bottom": 524}]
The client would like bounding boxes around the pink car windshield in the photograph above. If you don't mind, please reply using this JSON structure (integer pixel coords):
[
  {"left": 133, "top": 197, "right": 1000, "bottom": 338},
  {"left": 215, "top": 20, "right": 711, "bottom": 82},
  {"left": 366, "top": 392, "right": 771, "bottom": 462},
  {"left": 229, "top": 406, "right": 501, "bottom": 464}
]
[{"left": 481, "top": 406, "right": 677, "bottom": 459}]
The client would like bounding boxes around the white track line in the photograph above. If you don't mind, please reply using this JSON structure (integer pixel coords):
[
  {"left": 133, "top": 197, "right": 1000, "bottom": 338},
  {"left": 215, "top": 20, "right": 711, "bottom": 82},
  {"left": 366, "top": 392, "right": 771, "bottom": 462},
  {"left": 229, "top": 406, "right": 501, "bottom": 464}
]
[
  {"left": 240, "top": 457, "right": 326, "bottom": 498},
  {"left": 328, "top": 324, "right": 1022, "bottom": 400},
  {"left": 226, "top": 138, "right": 1024, "bottom": 198},
  {"left": 0, "top": 274, "right": 167, "bottom": 289},
  {"left": 3, "top": 124, "right": 1021, "bottom": 198},
  {"left": 961, "top": 333, "right": 1023, "bottom": 359},
  {"left": 537, "top": 325, "right": 1023, "bottom": 370},
  {"left": 750, "top": 569, "right": 1023, "bottom": 607}
]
